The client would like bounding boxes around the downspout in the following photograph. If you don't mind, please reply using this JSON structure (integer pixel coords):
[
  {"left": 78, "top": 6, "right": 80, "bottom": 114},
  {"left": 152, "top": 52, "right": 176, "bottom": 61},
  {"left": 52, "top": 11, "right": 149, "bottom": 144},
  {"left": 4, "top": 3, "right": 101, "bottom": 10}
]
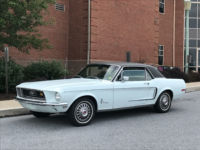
[
  {"left": 173, "top": 0, "right": 176, "bottom": 67},
  {"left": 65, "top": 0, "right": 70, "bottom": 78},
  {"left": 184, "top": 0, "right": 191, "bottom": 74},
  {"left": 87, "top": 0, "right": 91, "bottom": 64}
]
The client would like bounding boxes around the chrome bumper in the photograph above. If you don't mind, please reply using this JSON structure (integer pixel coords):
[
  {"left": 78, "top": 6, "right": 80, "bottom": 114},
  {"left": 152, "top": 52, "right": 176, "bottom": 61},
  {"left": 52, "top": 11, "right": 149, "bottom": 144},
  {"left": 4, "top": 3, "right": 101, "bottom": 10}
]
[
  {"left": 16, "top": 97, "right": 68, "bottom": 106},
  {"left": 16, "top": 97, "right": 68, "bottom": 113}
]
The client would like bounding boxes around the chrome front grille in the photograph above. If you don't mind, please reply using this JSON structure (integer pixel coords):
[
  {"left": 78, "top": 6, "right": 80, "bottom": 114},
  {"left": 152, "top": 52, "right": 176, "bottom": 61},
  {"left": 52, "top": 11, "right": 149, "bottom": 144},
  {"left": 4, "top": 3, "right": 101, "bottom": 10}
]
[
  {"left": 16, "top": 88, "right": 45, "bottom": 101},
  {"left": 16, "top": 88, "right": 23, "bottom": 97}
]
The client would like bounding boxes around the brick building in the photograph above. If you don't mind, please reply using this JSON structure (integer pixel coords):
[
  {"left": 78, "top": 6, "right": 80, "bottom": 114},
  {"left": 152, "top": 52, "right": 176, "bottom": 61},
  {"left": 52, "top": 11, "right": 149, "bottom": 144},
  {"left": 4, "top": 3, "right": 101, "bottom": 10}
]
[{"left": 1, "top": 0, "right": 188, "bottom": 74}]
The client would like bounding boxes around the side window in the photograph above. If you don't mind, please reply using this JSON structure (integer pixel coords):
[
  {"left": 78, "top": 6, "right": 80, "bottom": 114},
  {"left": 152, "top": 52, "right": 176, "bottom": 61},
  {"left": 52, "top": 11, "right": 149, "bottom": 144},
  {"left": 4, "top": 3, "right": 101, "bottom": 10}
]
[
  {"left": 122, "top": 67, "right": 146, "bottom": 81},
  {"left": 146, "top": 70, "right": 152, "bottom": 81}
]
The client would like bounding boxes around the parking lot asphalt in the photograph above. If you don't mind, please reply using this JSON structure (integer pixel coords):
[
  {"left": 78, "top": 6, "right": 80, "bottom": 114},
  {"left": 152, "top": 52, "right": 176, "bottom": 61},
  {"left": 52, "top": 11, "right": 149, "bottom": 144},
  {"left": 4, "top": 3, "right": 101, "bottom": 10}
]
[{"left": 0, "top": 91, "right": 200, "bottom": 150}]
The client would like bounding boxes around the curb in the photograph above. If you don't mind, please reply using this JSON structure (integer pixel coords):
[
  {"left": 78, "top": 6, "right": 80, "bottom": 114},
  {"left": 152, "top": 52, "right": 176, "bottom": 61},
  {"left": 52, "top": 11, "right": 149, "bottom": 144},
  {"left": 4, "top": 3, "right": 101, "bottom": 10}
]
[
  {"left": 186, "top": 86, "right": 200, "bottom": 93},
  {"left": 0, "top": 108, "right": 30, "bottom": 118}
]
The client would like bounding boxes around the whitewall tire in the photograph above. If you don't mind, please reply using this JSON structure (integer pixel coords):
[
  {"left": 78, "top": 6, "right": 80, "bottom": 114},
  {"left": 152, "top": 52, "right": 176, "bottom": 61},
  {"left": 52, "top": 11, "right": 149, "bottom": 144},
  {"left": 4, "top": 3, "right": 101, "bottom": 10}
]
[
  {"left": 154, "top": 92, "right": 172, "bottom": 113},
  {"left": 68, "top": 98, "right": 95, "bottom": 126}
]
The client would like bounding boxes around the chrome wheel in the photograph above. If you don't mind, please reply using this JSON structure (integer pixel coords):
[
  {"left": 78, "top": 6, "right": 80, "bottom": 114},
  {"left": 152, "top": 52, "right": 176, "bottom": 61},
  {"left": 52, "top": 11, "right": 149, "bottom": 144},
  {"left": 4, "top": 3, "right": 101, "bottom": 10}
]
[
  {"left": 74, "top": 101, "right": 94, "bottom": 124},
  {"left": 154, "top": 92, "right": 172, "bottom": 113},
  {"left": 160, "top": 94, "right": 171, "bottom": 111}
]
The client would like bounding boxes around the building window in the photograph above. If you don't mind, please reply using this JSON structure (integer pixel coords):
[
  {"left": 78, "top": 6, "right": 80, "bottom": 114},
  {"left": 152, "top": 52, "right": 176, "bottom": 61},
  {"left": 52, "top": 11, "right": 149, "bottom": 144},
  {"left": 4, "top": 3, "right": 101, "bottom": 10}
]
[
  {"left": 158, "top": 45, "right": 164, "bottom": 65},
  {"left": 55, "top": 3, "right": 65, "bottom": 12},
  {"left": 126, "top": 51, "right": 131, "bottom": 62},
  {"left": 159, "top": 0, "right": 165, "bottom": 14},
  {"left": 185, "top": 1, "right": 200, "bottom": 72}
]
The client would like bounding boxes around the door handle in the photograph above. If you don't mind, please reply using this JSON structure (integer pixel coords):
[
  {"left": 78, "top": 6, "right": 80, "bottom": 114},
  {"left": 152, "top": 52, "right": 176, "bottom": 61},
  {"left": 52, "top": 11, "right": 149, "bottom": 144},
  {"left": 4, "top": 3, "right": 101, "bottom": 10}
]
[{"left": 144, "top": 82, "right": 150, "bottom": 85}]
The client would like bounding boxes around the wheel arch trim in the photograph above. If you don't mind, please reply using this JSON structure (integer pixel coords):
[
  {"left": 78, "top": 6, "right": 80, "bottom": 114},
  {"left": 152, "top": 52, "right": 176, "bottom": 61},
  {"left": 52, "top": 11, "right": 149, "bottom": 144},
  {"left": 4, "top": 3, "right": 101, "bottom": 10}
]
[
  {"left": 157, "top": 88, "right": 174, "bottom": 100},
  {"left": 69, "top": 93, "right": 98, "bottom": 111}
]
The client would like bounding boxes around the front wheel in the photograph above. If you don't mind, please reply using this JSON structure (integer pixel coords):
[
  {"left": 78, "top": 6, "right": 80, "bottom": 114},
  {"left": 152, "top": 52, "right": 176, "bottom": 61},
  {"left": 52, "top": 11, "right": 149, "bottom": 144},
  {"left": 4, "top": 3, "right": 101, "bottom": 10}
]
[
  {"left": 154, "top": 92, "right": 172, "bottom": 113},
  {"left": 68, "top": 98, "right": 95, "bottom": 126}
]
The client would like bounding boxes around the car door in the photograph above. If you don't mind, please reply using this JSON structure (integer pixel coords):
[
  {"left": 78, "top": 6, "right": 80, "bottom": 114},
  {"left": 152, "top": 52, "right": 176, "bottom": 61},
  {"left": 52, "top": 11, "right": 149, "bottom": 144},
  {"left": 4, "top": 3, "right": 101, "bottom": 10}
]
[{"left": 113, "top": 67, "right": 156, "bottom": 108}]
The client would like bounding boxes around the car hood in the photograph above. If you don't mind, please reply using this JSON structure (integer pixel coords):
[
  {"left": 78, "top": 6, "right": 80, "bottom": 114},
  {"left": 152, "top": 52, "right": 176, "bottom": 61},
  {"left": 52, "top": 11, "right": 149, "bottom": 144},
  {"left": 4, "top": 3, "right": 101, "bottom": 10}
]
[{"left": 17, "top": 78, "right": 111, "bottom": 92}]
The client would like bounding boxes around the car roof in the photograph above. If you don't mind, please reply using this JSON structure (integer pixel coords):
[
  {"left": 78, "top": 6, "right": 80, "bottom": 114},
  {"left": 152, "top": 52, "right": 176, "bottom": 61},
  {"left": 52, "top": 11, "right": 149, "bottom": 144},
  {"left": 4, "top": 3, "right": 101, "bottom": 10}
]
[{"left": 90, "top": 62, "right": 152, "bottom": 68}]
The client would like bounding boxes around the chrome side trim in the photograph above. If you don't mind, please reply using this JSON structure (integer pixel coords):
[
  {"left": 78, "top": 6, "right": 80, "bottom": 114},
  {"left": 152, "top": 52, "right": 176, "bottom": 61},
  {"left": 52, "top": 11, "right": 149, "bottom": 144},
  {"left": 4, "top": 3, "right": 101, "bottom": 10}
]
[
  {"left": 128, "top": 88, "right": 158, "bottom": 102},
  {"left": 154, "top": 88, "right": 158, "bottom": 99},
  {"left": 16, "top": 98, "right": 68, "bottom": 107},
  {"left": 113, "top": 87, "right": 156, "bottom": 90},
  {"left": 98, "top": 104, "right": 154, "bottom": 112}
]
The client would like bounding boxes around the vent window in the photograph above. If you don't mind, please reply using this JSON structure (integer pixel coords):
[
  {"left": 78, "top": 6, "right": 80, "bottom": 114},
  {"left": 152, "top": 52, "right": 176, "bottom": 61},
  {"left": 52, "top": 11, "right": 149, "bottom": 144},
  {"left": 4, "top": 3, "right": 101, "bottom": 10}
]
[{"left": 55, "top": 3, "right": 65, "bottom": 12}]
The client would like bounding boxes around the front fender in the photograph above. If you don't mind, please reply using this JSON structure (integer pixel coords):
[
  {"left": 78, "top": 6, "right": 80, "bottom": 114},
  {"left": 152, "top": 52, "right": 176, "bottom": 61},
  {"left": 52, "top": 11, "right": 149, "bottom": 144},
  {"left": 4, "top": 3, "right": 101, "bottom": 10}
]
[
  {"left": 62, "top": 91, "right": 99, "bottom": 110},
  {"left": 73, "top": 92, "right": 98, "bottom": 103}
]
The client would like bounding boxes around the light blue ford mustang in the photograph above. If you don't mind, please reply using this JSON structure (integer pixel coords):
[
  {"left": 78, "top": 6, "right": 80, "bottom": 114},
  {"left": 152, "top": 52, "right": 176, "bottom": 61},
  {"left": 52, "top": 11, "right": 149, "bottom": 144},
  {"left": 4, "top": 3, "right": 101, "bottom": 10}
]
[{"left": 16, "top": 62, "right": 186, "bottom": 126}]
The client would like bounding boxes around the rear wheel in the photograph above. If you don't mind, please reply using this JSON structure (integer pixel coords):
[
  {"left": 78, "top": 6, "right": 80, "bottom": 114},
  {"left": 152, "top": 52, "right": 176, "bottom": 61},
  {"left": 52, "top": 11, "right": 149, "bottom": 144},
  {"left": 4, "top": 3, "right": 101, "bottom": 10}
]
[
  {"left": 154, "top": 92, "right": 172, "bottom": 113},
  {"left": 68, "top": 98, "right": 95, "bottom": 126},
  {"left": 31, "top": 111, "right": 50, "bottom": 118}
]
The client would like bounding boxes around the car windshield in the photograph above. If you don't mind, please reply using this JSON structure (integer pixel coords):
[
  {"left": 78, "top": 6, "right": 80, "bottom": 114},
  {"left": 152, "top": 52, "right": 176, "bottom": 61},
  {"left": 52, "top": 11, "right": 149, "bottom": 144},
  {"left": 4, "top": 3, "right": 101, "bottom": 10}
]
[{"left": 76, "top": 64, "right": 120, "bottom": 81}]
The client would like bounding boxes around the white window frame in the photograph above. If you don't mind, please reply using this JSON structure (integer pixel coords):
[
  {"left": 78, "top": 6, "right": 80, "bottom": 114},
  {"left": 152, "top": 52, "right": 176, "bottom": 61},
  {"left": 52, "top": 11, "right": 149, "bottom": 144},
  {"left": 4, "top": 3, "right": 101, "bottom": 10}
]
[
  {"left": 55, "top": 3, "right": 65, "bottom": 12},
  {"left": 185, "top": 1, "right": 200, "bottom": 71},
  {"left": 158, "top": 45, "right": 164, "bottom": 65},
  {"left": 121, "top": 68, "right": 151, "bottom": 81},
  {"left": 159, "top": 0, "right": 165, "bottom": 14}
]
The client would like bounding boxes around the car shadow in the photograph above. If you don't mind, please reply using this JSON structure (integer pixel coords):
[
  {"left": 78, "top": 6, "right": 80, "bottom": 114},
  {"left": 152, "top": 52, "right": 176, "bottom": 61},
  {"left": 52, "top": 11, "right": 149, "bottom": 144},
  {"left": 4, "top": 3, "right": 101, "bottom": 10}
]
[
  {"left": 16, "top": 114, "right": 72, "bottom": 128},
  {"left": 19, "top": 107, "right": 155, "bottom": 126},
  {"left": 94, "top": 107, "right": 155, "bottom": 123},
  {"left": 15, "top": 105, "right": 185, "bottom": 127}
]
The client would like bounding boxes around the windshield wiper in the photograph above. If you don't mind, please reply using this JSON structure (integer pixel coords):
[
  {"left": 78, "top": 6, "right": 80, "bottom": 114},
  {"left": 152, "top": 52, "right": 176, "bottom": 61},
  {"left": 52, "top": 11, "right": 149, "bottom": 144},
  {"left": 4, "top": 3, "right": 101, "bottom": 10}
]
[
  {"left": 73, "top": 75, "right": 83, "bottom": 78},
  {"left": 74, "top": 75, "right": 99, "bottom": 79},
  {"left": 86, "top": 76, "right": 99, "bottom": 79}
]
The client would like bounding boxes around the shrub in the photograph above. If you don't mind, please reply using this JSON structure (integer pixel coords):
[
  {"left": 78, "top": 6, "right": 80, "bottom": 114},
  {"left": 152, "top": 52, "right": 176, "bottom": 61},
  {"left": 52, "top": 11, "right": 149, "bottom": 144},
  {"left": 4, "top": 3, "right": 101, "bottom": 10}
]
[
  {"left": 0, "top": 57, "right": 24, "bottom": 93},
  {"left": 160, "top": 67, "right": 200, "bottom": 83},
  {"left": 24, "top": 60, "right": 68, "bottom": 81},
  {"left": 188, "top": 72, "right": 200, "bottom": 82},
  {"left": 160, "top": 67, "right": 189, "bottom": 82}
]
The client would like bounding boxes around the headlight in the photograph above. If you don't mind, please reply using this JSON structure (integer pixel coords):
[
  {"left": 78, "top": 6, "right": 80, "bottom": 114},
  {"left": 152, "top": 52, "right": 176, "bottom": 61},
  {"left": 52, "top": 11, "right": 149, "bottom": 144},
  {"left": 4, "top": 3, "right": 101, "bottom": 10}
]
[{"left": 55, "top": 92, "right": 61, "bottom": 101}]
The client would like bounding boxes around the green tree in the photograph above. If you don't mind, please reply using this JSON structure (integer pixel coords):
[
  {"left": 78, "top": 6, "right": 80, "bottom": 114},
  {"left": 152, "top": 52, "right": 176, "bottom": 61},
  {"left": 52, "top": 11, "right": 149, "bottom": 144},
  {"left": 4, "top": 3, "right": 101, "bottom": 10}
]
[{"left": 0, "top": 0, "right": 55, "bottom": 53}]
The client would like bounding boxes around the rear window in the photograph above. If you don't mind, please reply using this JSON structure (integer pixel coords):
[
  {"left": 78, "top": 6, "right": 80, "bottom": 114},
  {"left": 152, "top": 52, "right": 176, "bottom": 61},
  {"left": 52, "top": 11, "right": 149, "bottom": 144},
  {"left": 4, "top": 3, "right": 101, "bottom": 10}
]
[{"left": 147, "top": 66, "right": 164, "bottom": 78}]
